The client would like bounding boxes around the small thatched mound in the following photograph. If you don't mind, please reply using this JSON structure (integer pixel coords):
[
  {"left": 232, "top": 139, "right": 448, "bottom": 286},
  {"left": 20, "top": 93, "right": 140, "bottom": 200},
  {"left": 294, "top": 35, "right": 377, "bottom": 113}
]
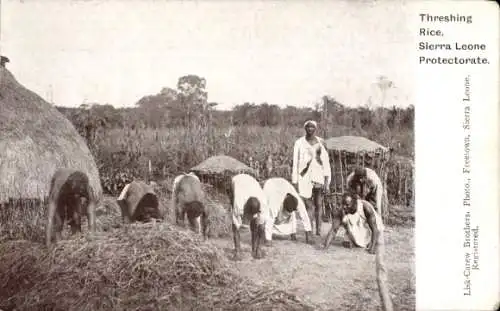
[
  {"left": 190, "top": 155, "right": 256, "bottom": 194},
  {"left": 0, "top": 223, "right": 314, "bottom": 311},
  {"left": 0, "top": 67, "right": 102, "bottom": 203},
  {"left": 191, "top": 155, "right": 256, "bottom": 176},
  {"left": 324, "top": 136, "right": 389, "bottom": 154}
]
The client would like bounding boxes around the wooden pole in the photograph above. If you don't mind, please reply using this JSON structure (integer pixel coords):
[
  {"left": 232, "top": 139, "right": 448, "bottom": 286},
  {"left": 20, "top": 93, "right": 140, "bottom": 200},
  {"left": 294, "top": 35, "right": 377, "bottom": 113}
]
[
  {"left": 342, "top": 153, "right": 349, "bottom": 191},
  {"left": 376, "top": 229, "right": 394, "bottom": 311},
  {"left": 338, "top": 151, "right": 344, "bottom": 193},
  {"left": 404, "top": 177, "right": 408, "bottom": 207}
]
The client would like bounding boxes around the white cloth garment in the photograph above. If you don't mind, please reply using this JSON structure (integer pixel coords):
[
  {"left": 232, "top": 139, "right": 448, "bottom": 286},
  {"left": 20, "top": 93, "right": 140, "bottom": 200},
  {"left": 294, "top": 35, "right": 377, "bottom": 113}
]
[
  {"left": 231, "top": 174, "right": 269, "bottom": 230},
  {"left": 346, "top": 167, "right": 384, "bottom": 214},
  {"left": 303, "top": 120, "right": 318, "bottom": 128},
  {"left": 342, "top": 199, "right": 384, "bottom": 248},
  {"left": 263, "top": 177, "right": 312, "bottom": 240},
  {"left": 117, "top": 183, "right": 131, "bottom": 201},
  {"left": 292, "top": 136, "right": 331, "bottom": 198}
]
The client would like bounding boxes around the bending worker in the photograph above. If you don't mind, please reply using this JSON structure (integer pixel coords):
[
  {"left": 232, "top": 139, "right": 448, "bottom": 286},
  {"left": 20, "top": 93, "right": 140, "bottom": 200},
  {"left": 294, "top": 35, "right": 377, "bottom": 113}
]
[
  {"left": 323, "top": 192, "right": 384, "bottom": 254},
  {"left": 263, "top": 177, "right": 313, "bottom": 244},
  {"left": 346, "top": 166, "right": 385, "bottom": 216},
  {"left": 229, "top": 173, "right": 268, "bottom": 260}
]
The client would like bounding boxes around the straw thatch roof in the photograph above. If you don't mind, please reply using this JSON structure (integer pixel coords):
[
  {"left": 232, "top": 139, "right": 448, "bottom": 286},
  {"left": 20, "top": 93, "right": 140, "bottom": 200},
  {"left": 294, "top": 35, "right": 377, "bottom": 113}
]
[
  {"left": 0, "top": 67, "right": 102, "bottom": 203},
  {"left": 190, "top": 155, "right": 256, "bottom": 176},
  {"left": 324, "top": 136, "right": 389, "bottom": 153}
]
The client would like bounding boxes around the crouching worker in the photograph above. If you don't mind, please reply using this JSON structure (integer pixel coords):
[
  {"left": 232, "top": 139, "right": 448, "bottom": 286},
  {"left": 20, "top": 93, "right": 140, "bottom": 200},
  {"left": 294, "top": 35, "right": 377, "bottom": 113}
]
[
  {"left": 263, "top": 177, "right": 313, "bottom": 245},
  {"left": 322, "top": 193, "right": 384, "bottom": 254},
  {"left": 172, "top": 172, "right": 209, "bottom": 240},
  {"left": 347, "top": 166, "right": 385, "bottom": 216},
  {"left": 229, "top": 173, "right": 268, "bottom": 261},
  {"left": 117, "top": 180, "right": 162, "bottom": 224},
  {"left": 46, "top": 168, "right": 97, "bottom": 248}
]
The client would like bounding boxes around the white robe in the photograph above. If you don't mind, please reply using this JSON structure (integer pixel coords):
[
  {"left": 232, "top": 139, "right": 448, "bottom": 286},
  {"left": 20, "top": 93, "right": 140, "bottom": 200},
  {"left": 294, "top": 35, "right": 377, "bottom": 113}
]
[
  {"left": 342, "top": 199, "right": 384, "bottom": 248},
  {"left": 263, "top": 177, "right": 312, "bottom": 240},
  {"left": 292, "top": 136, "right": 331, "bottom": 198},
  {"left": 231, "top": 174, "right": 269, "bottom": 230}
]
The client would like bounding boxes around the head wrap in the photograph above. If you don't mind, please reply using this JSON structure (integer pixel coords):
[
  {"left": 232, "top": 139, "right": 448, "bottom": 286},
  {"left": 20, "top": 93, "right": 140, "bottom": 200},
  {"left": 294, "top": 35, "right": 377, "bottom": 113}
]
[
  {"left": 354, "top": 166, "right": 367, "bottom": 178},
  {"left": 303, "top": 120, "right": 318, "bottom": 129}
]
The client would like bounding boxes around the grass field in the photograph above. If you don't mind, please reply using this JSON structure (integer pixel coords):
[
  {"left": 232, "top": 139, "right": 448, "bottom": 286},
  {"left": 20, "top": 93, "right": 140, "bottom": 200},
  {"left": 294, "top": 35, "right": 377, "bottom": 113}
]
[
  {"left": 0, "top": 122, "right": 415, "bottom": 311},
  {"left": 0, "top": 182, "right": 415, "bottom": 311},
  {"left": 91, "top": 125, "right": 414, "bottom": 210}
]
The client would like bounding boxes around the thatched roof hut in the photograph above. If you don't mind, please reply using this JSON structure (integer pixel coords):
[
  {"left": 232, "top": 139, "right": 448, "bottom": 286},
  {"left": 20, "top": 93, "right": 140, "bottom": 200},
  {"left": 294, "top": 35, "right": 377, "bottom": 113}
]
[
  {"left": 0, "top": 67, "right": 102, "bottom": 204},
  {"left": 324, "top": 136, "right": 389, "bottom": 154},
  {"left": 324, "top": 136, "right": 390, "bottom": 191},
  {"left": 324, "top": 135, "right": 414, "bottom": 215},
  {"left": 190, "top": 155, "right": 256, "bottom": 176},
  {"left": 190, "top": 155, "right": 256, "bottom": 194},
  {"left": 323, "top": 136, "right": 391, "bottom": 219}
]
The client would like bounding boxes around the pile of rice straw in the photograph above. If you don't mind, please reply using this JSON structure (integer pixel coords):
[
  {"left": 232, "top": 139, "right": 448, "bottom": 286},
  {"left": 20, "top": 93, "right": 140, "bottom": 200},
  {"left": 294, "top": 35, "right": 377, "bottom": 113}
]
[
  {"left": 94, "top": 196, "right": 122, "bottom": 232},
  {"left": 153, "top": 179, "right": 232, "bottom": 238},
  {"left": 0, "top": 222, "right": 315, "bottom": 311}
]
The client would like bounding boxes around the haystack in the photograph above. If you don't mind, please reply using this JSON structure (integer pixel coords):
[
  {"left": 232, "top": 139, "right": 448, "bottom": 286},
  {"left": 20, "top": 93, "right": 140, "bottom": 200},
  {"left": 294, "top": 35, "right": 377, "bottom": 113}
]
[
  {"left": 0, "top": 67, "right": 102, "bottom": 204},
  {"left": 0, "top": 223, "right": 315, "bottom": 311},
  {"left": 190, "top": 155, "right": 256, "bottom": 194}
]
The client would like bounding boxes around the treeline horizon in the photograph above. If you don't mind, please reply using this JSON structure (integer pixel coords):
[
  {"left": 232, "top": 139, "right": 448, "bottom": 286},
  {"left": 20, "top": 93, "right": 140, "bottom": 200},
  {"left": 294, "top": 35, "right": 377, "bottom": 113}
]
[
  {"left": 56, "top": 101, "right": 414, "bottom": 129},
  {"left": 55, "top": 74, "right": 414, "bottom": 157}
]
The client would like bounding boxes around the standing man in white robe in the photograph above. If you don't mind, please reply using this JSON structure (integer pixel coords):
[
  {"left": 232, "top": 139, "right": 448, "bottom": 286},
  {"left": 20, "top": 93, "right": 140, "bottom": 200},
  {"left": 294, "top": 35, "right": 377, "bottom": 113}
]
[
  {"left": 263, "top": 177, "right": 313, "bottom": 244},
  {"left": 292, "top": 120, "right": 331, "bottom": 240}
]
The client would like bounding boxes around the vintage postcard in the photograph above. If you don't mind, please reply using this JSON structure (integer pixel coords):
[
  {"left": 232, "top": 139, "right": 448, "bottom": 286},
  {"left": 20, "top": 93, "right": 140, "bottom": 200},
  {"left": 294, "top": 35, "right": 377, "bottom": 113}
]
[{"left": 0, "top": 0, "right": 497, "bottom": 311}]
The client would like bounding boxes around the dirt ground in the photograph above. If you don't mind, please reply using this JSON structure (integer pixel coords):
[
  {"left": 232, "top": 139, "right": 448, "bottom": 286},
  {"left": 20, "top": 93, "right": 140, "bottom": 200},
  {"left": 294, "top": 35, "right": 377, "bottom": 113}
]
[{"left": 209, "top": 223, "right": 415, "bottom": 311}]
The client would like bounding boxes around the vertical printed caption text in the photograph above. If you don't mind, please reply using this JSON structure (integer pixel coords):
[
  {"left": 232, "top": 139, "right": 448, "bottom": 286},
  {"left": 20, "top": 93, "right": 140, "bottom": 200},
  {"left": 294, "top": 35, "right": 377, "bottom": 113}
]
[{"left": 417, "top": 12, "right": 482, "bottom": 297}]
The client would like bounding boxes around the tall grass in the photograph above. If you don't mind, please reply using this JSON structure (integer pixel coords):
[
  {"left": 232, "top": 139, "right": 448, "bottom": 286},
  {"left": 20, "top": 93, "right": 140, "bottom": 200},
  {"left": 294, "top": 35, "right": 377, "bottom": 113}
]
[
  {"left": 92, "top": 124, "right": 414, "bottom": 206},
  {"left": 0, "top": 123, "right": 413, "bottom": 245}
]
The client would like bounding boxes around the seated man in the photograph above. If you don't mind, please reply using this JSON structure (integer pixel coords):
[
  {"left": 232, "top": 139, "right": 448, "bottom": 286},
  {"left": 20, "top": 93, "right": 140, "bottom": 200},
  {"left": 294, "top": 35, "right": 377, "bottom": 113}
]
[
  {"left": 322, "top": 193, "right": 384, "bottom": 254},
  {"left": 263, "top": 177, "right": 313, "bottom": 244},
  {"left": 346, "top": 166, "right": 384, "bottom": 215}
]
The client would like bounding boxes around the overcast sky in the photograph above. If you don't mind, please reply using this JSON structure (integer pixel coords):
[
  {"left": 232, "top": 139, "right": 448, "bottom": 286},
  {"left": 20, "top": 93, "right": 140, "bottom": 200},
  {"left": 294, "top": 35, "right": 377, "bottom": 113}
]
[{"left": 1, "top": 0, "right": 414, "bottom": 110}]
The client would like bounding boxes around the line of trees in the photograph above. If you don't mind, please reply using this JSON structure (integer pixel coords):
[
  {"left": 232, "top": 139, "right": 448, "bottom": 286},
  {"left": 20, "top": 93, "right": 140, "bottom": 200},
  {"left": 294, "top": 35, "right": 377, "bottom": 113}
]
[{"left": 56, "top": 74, "right": 414, "bottom": 140}]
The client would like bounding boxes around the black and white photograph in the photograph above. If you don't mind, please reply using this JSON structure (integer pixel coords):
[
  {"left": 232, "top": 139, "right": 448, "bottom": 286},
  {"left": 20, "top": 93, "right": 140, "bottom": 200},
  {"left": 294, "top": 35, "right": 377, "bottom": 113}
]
[{"left": 0, "top": 1, "right": 496, "bottom": 311}]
